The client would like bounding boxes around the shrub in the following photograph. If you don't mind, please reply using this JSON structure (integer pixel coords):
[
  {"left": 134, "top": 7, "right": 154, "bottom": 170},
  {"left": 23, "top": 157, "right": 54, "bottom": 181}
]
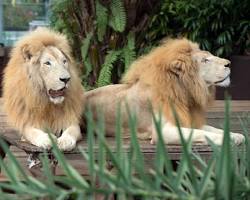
[
  {"left": 50, "top": 0, "right": 159, "bottom": 89},
  {"left": 145, "top": 0, "right": 250, "bottom": 57}
]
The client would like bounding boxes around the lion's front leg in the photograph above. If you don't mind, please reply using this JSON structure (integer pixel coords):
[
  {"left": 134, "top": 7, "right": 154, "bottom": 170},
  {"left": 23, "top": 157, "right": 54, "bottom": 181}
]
[
  {"left": 202, "top": 125, "right": 245, "bottom": 145},
  {"left": 151, "top": 123, "right": 225, "bottom": 145},
  {"left": 57, "top": 124, "right": 82, "bottom": 151},
  {"left": 23, "top": 127, "right": 57, "bottom": 149},
  {"left": 202, "top": 125, "right": 224, "bottom": 134},
  {"left": 151, "top": 123, "right": 245, "bottom": 146}
]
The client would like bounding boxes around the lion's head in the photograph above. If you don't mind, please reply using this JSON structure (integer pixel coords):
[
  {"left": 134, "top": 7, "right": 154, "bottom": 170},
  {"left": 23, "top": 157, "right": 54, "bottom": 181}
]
[
  {"left": 3, "top": 28, "right": 84, "bottom": 132},
  {"left": 18, "top": 29, "right": 76, "bottom": 104},
  {"left": 122, "top": 38, "right": 231, "bottom": 128},
  {"left": 25, "top": 45, "right": 72, "bottom": 104},
  {"left": 192, "top": 50, "right": 231, "bottom": 87}
]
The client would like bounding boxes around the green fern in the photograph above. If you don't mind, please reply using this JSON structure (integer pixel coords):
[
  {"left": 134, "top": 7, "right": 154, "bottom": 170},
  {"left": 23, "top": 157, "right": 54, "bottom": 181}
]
[
  {"left": 81, "top": 33, "right": 93, "bottom": 77},
  {"left": 81, "top": 32, "right": 93, "bottom": 59},
  {"left": 83, "top": 57, "right": 93, "bottom": 78},
  {"left": 109, "top": 0, "right": 126, "bottom": 32},
  {"left": 123, "top": 32, "right": 136, "bottom": 71},
  {"left": 95, "top": 0, "right": 108, "bottom": 42},
  {"left": 97, "top": 50, "right": 121, "bottom": 87}
]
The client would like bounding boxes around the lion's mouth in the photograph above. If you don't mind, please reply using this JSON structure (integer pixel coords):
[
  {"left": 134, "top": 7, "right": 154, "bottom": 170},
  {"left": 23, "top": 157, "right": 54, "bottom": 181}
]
[
  {"left": 48, "top": 87, "right": 66, "bottom": 98},
  {"left": 215, "top": 74, "right": 230, "bottom": 84}
]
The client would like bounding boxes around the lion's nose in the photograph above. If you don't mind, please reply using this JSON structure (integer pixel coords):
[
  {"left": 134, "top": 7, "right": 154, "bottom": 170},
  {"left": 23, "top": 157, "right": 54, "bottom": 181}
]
[
  {"left": 60, "top": 77, "right": 71, "bottom": 84},
  {"left": 225, "top": 63, "right": 231, "bottom": 68}
]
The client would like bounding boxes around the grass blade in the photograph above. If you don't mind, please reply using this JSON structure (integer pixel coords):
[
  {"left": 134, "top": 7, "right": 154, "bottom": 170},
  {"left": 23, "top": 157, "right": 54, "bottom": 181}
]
[
  {"left": 47, "top": 133, "right": 89, "bottom": 189},
  {"left": 171, "top": 105, "right": 199, "bottom": 196}
]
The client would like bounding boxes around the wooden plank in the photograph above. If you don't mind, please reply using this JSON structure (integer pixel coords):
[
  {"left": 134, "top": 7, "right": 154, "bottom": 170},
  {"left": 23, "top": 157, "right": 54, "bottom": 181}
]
[
  {"left": 0, "top": 100, "right": 249, "bottom": 154},
  {"left": 0, "top": 98, "right": 249, "bottom": 178},
  {"left": 0, "top": 130, "right": 212, "bottom": 154},
  {"left": 4, "top": 142, "right": 213, "bottom": 177}
]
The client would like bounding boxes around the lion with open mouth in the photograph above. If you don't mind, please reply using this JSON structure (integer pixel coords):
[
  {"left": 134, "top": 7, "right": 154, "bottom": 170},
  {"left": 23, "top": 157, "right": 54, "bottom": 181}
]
[
  {"left": 85, "top": 38, "right": 245, "bottom": 145},
  {"left": 3, "top": 28, "right": 84, "bottom": 151}
]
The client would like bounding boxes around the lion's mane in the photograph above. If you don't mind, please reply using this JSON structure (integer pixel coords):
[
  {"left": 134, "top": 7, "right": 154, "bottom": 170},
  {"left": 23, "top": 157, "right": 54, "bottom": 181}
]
[
  {"left": 3, "top": 28, "right": 84, "bottom": 134},
  {"left": 122, "top": 38, "right": 215, "bottom": 128}
]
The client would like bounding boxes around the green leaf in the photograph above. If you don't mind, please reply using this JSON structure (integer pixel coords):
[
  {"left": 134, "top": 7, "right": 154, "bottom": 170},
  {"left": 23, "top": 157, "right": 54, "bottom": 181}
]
[
  {"left": 199, "top": 156, "right": 215, "bottom": 198},
  {"left": 123, "top": 33, "right": 136, "bottom": 71},
  {"left": 215, "top": 98, "right": 235, "bottom": 199},
  {"left": 109, "top": 0, "right": 126, "bottom": 32},
  {"left": 0, "top": 137, "right": 39, "bottom": 187},
  {"left": 83, "top": 57, "right": 93, "bottom": 78},
  {"left": 81, "top": 32, "right": 93, "bottom": 60},
  {"left": 97, "top": 50, "right": 121, "bottom": 87},
  {"left": 47, "top": 133, "right": 89, "bottom": 189},
  {"left": 81, "top": 32, "right": 93, "bottom": 77},
  {"left": 86, "top": 105, "right": 95, "bottom": 184},
  {"left": 171, "top": 105, "right": 199, "bottom": 196},
  {"left": 150, "top": 107, "right": 174, "bottom": 182},
  {"left": 96, "top": 0, "right": 108, "bottom": 41},
  {"left": 95, "top": 107, "right": 107, "bottom": 186}
]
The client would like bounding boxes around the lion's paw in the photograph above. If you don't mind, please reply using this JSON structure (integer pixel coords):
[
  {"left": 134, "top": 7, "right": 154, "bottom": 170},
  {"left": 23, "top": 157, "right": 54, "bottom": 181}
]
[
  {"left": 230, "top": 133, "right": 245, "bottom": 145},
  {"left": 34, "top": 134, "right": 57, "bottom": 150},
  {"left": 57, "top": 134, "right": 76, "bottom": 151}
]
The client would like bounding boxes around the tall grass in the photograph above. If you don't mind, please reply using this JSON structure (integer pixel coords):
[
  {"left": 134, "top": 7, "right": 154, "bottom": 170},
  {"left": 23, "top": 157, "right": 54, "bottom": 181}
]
[{"left": 0, "top": 101, "right": 249, "bottom": 199}]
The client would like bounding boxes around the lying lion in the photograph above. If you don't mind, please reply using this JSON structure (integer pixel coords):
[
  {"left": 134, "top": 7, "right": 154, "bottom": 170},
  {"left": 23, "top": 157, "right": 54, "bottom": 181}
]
[
  {"left": 3, "top": 28, "right": 84, "bottom": 151},
  {"left": 85, "top": 38, "right": 245, "bottom": 145}
]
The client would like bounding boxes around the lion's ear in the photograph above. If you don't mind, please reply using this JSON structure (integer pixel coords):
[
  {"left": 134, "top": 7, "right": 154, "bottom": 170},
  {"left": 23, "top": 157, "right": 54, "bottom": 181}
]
[
  {"left": 169, "top": 60, "right": 185, "bottom": 76},
  {"left": 21, "top": 44, "right": 33, "bottom": 60},
  {"left": 21, "top": 42, "right": 44, "bottom": 61}
]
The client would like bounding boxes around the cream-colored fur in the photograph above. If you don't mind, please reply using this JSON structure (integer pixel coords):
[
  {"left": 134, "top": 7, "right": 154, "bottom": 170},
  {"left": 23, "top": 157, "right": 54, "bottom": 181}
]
[
  {"left": 3, "top": 28, "right": 84, "bottom": 151},
  {"left": 85, "top": 38, "right": 244, "bottom": 145}
]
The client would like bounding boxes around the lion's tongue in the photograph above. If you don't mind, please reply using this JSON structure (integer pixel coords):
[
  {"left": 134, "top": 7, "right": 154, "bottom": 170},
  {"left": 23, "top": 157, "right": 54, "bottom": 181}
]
[{"left": 49, "top": 88, "right": 65, "bottom": 98}]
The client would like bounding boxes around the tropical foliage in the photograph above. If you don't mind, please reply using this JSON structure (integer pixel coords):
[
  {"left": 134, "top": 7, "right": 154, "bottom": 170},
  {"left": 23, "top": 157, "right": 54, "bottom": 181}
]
[
  {"left": 50, "top": 0, "right": 159, "bottom": 89},
  {"left": 50, "top": 0, "right": 250, "bottom": 88},
  {"left": 145, "top": 0, "right": 250, "bottom": 57},
  {"left": 0, "top": 102, "right": 249, "bottom": 199}
]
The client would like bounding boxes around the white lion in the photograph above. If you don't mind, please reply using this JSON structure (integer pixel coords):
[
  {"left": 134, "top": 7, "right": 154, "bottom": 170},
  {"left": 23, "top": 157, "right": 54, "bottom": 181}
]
[
  {"left": 85, "top": 38, "right": 245, "bottom": 146},
  {"left": 3, "top": 28, "right": 84, "bottom": 151}
]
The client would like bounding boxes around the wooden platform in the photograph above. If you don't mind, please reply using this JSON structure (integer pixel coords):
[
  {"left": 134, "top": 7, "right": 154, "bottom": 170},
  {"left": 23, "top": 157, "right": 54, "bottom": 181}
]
[{"left": 0, "top": 99, "right": 250, "bottom": 179}]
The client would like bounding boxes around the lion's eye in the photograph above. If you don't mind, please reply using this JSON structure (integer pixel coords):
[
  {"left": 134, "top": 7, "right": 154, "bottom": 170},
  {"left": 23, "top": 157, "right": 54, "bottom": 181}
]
[
  {"left": 63, "top": 59, "right": 67, "bottom": 64},
  {"left": 202, "top": 58, "right": 209, "bottom": 63},
  {"left": 44, "top": 61, "right": 51, "bottom": 66}
]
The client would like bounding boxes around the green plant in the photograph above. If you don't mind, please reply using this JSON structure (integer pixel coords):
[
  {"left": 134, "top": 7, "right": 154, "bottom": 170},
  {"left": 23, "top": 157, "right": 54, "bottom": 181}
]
[
  {"left": 50, "top": 0, "right": 159, "bottom": 89},
  {"left": 145, "top": 0, "right": 250, "bottom": 57},
  {"left": 0, "top": 101, "right": 249, "bottom": 199}
]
